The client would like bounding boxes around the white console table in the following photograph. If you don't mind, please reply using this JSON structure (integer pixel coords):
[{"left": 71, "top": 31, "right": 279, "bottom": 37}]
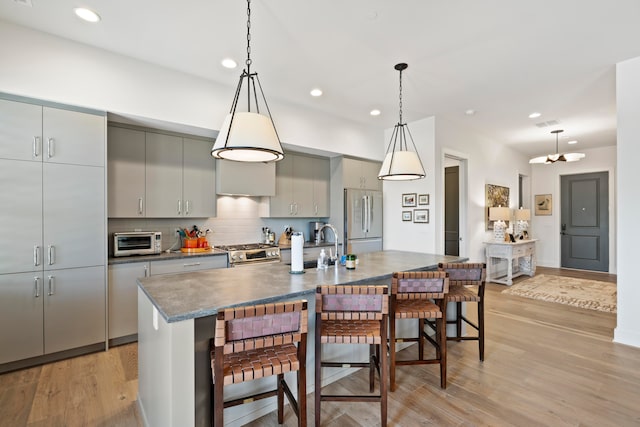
[{"left": 484, "top": 239, "right": 537, "bottom": 285}]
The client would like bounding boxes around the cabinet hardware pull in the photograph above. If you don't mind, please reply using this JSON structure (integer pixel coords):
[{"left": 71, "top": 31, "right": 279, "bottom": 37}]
[
  {"left": 289, "top": 203, "right": 293, "bottom": 215},
  {"left": 34, "top": 245, "right": 41, "bottom": 266},
  {"left": 34, "top": 277, "right": 41, "bottom": 298},
  {"left": 183, "top": 262, "right": 201, "bottom": 267},
  {"left": 315, "top": 204, "right": 318, "bottom": 215},
  {"left": 47, "top": 137, "right": 54, "bottom": 158},
  {"left": 33, "top": 136, "right": 41, "bottom": 157},
  {"left": 47, "top": 245, "right": 55, "bottom": 265},
  {"left": 185, "top": 200, "right": 190, "bottom": 215},
  {"left": 138, "top": 198, "right": 144, "bottom": 215},
  {"left": 48, "top": 275, "right": 54, "bottom": 296},
  {"left": 144, "top": 265, "right": 149, "bottom": 277},
  {"left": 177, "top": 200, "right": 181, "bottom": 214}
]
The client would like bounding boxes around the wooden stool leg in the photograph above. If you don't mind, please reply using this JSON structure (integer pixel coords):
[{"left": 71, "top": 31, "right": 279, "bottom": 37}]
[
  {"left": 456, "top": 302, "right": 463, "bottom": 338},
  {"left": 478, "top": 300, "right": 485, "bottom": 361},
  {"left": 418, "top": 318, "right": 425, "bottom": 360},
  {"left": 369, "top": 344, "right": 375, "bottom": 392},
  {"left": 439, "top": 316, "right": 447, "bottom": 389},
  {"left": 298, "top": 339, "right": 307, "bottom": 427},
  {"left": 315, "top": 316, "right": 322, "bottom": 427},
  {"left": 380, "top": 324, "right": 388, "bottom": 426},
  {"left": 213, "top": 347, "right": 224, "bottom": 427},
  {"left": 277, "top": 373, "right": 284, "bottom": 424},
  {"left": 389, "top": 317, "right": 397, "bottom": 392}
]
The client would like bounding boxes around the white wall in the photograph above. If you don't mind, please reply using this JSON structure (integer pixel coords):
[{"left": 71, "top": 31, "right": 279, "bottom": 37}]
[
  {"left": 382, "top": 117, "right": 437, "bottom": 253},
  {"left": 434, "top": 118, "right": 532, "bottom": 263},
  {"left": 530, "top": 146, "right": 617, "bottom": 270},
  {"left": 0, "top": 21, "right": 380, "bottom": 160},
  {"left": 614, "top": 56, "right": 640, "bottom": 348}
]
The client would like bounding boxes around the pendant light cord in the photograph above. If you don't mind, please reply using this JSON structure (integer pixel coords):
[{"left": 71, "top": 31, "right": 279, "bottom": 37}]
[
  {"left": 398, "top": 67, "right": 403, "bottom": 125},
  {"left": 246, "top": 0, "right": 252, "bottom": 74}
]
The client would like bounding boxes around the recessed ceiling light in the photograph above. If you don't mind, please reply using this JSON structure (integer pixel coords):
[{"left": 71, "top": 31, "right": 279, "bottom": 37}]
[
  {"left": 465, "top": 109, "right": 476, "bottom": 116},
  {"left": 370, "top": 109, "right": 381, "bottom": 116},
  {"left": 567, "top": 140, "right": 578, "bottom": 145},
  {"left": 74, "top": 7, "right": 101, "bottom": 23},
  {"left": 310, "top": 88, "right": 323, "bottom": 97},
  {"left": 221, "top": 58, "right": 237, "bottom": 69},
  {"left": 529, "top": 112, "right": 541, "bottom": 119}
]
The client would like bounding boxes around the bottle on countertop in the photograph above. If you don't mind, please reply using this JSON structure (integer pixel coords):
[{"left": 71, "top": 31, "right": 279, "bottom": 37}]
[{"left": 318, "top": 249, "right": 327, "bottom": 270}]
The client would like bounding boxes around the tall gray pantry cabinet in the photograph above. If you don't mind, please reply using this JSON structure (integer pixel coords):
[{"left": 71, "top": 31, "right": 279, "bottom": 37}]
[{"left": 0, "top": 95, "right": 106, "bottom": 368}]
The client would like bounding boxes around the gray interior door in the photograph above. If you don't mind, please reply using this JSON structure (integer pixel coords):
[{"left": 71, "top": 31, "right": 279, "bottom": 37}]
[
  {"left": 445, "top": 166, "right": 459, "bottom": 256},
  {"left": 560, "top": 172, "right": 608, "bottom": 271}
]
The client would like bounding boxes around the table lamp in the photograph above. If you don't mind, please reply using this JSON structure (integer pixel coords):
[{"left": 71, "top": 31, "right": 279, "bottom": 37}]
[
  {"left": 489, "top": 206, "right": 511, "bottom": 241},
  {"left": 515, "top": 207, "right": 531, "bottom": 237}
]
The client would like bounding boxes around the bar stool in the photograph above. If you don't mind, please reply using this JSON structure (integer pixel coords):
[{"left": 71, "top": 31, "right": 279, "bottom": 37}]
[
  {"left": 389, "top": 271, "right": 449, "bottom": 391},
  {"left": 210, "top": 300, "right": 308, "bottom": 427},
  {"left": 314, "top": 285, "right": 389, "bottom": 427},
  {"left": 436, "top": 262, "right": 487, "bottom": 360}
]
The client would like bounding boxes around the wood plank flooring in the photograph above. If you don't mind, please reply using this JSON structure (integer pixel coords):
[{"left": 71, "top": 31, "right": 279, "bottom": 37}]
[{"left": 2, "top": 267, "right": 639, "bottom": 426}]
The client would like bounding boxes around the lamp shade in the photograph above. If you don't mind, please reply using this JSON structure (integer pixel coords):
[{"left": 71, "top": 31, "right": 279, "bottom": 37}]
[
  {"left": 489, "top": 206, "right": 511, "bottom": 221},
  {"left": 212, "top": 112, "right": 284, "bottom": 162},
  {"left": 378, "top": 150, "right": 425, "bottom": 181},
  {"left": 515, "top": 208, "right": 530, "bottom": 221}
]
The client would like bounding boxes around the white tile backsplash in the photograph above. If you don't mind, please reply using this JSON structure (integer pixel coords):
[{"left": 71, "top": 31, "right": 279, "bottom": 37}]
[{"left": 108, "top": 196, "right": 330, "bottom": 253}]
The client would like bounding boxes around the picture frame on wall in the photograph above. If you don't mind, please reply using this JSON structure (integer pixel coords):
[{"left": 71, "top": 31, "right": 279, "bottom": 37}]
[
  {"left": 402, "top": 211, "right": 412, "bottom": 221},
  {"left": 418, "top": 194, "right": 430, "bottom": 205},
  {"left": 414, "top": 209, "right": 429, "bottom": 223},
  {"left": 485, "top": 183, "right": 510, "bottom": 230},
  {"left": 402, "top": 193, "right": 417, "bottom": 207},
  {"left": 535, "top": 194, "right": 552, "bottom": 215}
]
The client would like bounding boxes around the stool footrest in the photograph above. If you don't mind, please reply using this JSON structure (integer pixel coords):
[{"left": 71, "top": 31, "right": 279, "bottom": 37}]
[
  {"left": 320, "top": 395, "right": 383, "bottom": 403},
  {"left": 223, "top": 389, "right": 278, "bottom": 409}
]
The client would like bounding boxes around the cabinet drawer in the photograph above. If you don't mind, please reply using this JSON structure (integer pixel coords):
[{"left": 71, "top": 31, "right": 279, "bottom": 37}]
[
  {"left": 150, "top": 256, "right": 227, "bottom": 275},
  {"left": 487, "top": 245, "right": 511, "bottom": 258}
]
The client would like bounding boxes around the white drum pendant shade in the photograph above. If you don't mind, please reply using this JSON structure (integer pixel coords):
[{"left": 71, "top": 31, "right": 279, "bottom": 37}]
[
  {"left": 378, "top": 151, "right": 425, "bottom": 181},
  {"left": 212, "top": 112, "right": 284, "bottom": 162}
]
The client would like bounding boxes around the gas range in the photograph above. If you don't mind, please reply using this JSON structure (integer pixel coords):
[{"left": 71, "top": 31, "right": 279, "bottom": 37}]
[{"left": 217, "top": 243, "right": 281, "bottom": 266}]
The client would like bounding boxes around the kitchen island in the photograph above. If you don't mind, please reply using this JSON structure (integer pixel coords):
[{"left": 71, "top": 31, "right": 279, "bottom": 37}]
[{"left": 136, "top": 250, "right": 465, "bottom": 427}]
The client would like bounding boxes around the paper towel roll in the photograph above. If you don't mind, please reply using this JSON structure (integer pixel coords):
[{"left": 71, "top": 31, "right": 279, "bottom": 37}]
[{"left": 291, "top": 232, "right": 304, "bottom": 273}]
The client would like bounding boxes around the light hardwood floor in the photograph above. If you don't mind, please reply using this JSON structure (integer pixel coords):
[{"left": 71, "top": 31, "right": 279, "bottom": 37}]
[{"left": 2, "top": 267, "right": 638, "bottom": 427}]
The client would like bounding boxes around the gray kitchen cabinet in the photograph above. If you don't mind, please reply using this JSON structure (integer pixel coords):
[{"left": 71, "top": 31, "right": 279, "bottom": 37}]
[
  {"left": 270, "top": 153, "right": 329, "bottom": 217},
  {"left": 149, "top": 255, "right": 227, "bottom": 275},
  {"left": 182, "top": 137, "right": 216, "bottom": 217},
  {"left": 216, "top": 160, "right": 276, "bottom": 196},
  {"left": 0, "top": 159, "right": 43, "bottom": 275},
  {"left": 0, "top": 98, "right": 104, "bottom": 167},
  {"left": 0, "top": 94, "right": 106, "bottom": 368},
  {"left": 0, "top": 98, "right": 41, "bottom": 162},
  {"left": 342, "top": 157, "right": 383, "bottom": 191},
  {"left": 43, "top": 163, "right": 105, "bottom": 270},
  {"left": 108, "top": 126, "right": 146, "bottom": 217},
  {"left": 108, "top": 125, "right": 215, "bottom": 218},
  {"left": 108, "top": 262, "right": 149, "bottom": 341},
  {"left": 44, "top": 266, "right": 106, "bottom": 354},
  {"left": 0, "top": 272, "right": 44, "bottom": 364}
]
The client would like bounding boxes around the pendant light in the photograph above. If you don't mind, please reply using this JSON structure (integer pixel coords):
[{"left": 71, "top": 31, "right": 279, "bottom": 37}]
[
  {"left": 529, "top": 129, "right": 585, "bottom": 164},
  {"left": 211, "top": 0, "right": 284, "bottom": 162},
  {"left": 378, "top": 63, "right": 426, "bottom": 181}
]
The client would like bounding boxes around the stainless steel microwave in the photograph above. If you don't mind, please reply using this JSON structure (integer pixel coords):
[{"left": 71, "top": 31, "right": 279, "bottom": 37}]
[{"left": 113, "top": 232, "right": 162, "bottom": 257}]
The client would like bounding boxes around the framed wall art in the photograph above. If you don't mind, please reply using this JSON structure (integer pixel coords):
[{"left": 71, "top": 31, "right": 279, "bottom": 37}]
[
  {"left": 485, "top": 184, "right": 510, "bottom": 230},
  {"left": 402, "top": 193, "right": 417, "bottom": 207},
  {"left": 535, "top": 194, "right": 552, "bottom": 215},
  {"left": 402, "top": 211, "right": 412, "bottom": 221},
  {"left": 413, "top": 209, "right": 429, "bottom": 223},
  {"left": 418, "top": 194, "right": 430, "bottom": 205}
]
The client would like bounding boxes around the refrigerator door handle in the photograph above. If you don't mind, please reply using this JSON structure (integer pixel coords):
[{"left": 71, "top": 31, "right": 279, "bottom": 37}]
[
  {"left": 368, "top": 195, "right": 373, "bottom": 233},
  {"left": 365, "top": 195, "right": 370, "bottom": 233},
  {"left": 361, "top": 196, "right": 367, "bottom": 233}
]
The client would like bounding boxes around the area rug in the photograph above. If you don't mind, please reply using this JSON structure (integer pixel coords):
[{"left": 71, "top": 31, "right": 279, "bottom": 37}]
[{"left": 501, "top": 274, "right": 617, "bottom": 313}]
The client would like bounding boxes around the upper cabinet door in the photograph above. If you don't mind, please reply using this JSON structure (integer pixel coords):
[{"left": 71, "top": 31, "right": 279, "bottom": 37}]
[
  {"left": 182, "top": 137, "right": 216, "bottom": 217},
  {"left": 108, "top": 126, "right": 146, "bottom": 217},
  {"left": 0, "top": 159, "right": 43, "bottom": 275},
  {"left": 312, "top": 157, "right": 330, "bottom": 217},
  {"left": 42, "top": 107, "right": 105, "bottom": 167},
  {"left": 0, "top": 99, "right": 42, "bottom": 162},
  {"left": 145, "top": 132, "right": 183, "bottom": 217},
  {"left": 271, "top": 155, "right": 294, "bottom": 216},
  {"left": 292, "top": 155, "right": 314, "bottom": 216}
]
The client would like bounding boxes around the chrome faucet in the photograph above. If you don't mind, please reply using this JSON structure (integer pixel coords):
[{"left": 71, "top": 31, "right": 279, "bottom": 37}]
[{"left": 319, "top": 223, "right": 340, "bottom": 262}]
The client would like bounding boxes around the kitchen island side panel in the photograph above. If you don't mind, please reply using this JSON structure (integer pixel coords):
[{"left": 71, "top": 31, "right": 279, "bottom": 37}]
[{"left": 137, "top": 288, "right": 194, "bottom": 427}]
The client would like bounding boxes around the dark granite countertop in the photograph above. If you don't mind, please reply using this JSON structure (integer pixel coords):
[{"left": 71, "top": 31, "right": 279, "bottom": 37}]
[
  {"left": 108, "top": 248, "right": 228, "bottom": 265},
  {"left": 137, "top": 250, "right": 466, "bottom": 323}
]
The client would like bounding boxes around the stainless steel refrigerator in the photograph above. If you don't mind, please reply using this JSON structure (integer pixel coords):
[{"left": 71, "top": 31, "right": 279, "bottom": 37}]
[{"left": 344, "top": 189, "right": 383, "bottom": 254}]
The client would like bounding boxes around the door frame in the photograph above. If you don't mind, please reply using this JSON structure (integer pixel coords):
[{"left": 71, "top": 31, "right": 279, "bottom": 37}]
[{"left": 440, "top": 149, "right": 468, "bottom": 258}]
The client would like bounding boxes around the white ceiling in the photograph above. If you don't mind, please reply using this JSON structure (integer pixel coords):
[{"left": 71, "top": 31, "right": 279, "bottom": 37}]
[{"left": 2, "top": 0, "right": 640, "bottom": 157}]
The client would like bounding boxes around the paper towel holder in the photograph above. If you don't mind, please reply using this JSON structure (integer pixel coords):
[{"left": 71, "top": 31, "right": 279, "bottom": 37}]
[{"left": 289, "top": 231, "right": 306, "bottom": 274}]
